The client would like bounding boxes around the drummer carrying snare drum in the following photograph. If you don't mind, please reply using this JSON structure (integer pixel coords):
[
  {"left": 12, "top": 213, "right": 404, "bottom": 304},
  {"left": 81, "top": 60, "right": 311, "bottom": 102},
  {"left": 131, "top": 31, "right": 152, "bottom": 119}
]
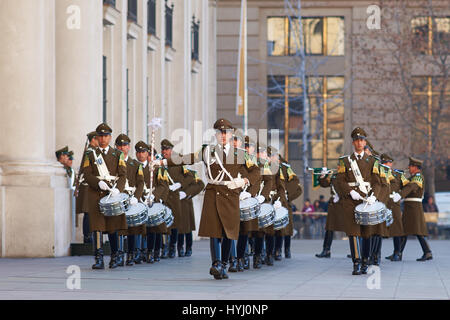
[
  {"left": 335, "top": 127, "right": 382, "bottom": 275},
  {"left": 82, "top": 123, "right": 128, "bottom": 270}
]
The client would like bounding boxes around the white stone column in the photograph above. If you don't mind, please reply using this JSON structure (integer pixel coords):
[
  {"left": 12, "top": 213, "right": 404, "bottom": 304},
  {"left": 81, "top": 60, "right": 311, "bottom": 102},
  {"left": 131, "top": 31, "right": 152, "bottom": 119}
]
[
  {"left": 0, "top": 0, "right": 71, "bottom": 257},
  {"left": 55, "top": 0, "right": 103, "bottom": 165}
]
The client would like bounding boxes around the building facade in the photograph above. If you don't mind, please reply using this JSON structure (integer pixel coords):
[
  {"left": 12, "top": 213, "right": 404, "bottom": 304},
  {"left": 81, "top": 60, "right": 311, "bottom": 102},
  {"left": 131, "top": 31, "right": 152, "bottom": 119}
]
[
  {"left": 216, "top": 0, "right": 449, "bottom": 208},
  {"left": 0, "top": 0, "right": 217, "bottom": 257}
]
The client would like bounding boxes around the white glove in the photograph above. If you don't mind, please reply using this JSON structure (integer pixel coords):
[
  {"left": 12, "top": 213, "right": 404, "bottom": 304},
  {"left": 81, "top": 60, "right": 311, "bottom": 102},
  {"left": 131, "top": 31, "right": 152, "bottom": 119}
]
[
  {"left": 225, "top": 177, "right": 246, "bottom": 190},
  {"left": 169, "top": 182, "right": 181, "bottom": 191},
  {"left": 367, "top": 194, "right": 376, "bottom": 205},
  {"left": 98, "top": 180, "right": 109, "bottom": 191},
  {"left": 273, "top": 200, "right": 282, "bottom": 210},
  {"left": 152, "top": 159, "right": 163, "bottom": 167},
  {"left": 110, "top": 188, "right": 120, "bottom": 197},
  {"left": 350, "top": 190, "right": 362, "bottom": 201},
  {"left": 392, "top": 192, "right": 401, "bottom": 203},
  {"left": 129, "top": 196, "right": 138, "bottom": 205},
  {"left": 333, "top": 194, "right": 340, "bottom": 203},
  {"left": 320, "top": 167, "right": 328, "bottom": 178},
  {"left": 239, "top": 191, "right": 251, "bottom": 201},
  {"left": 256, "top": 195, "right": 265, "bottom": 204},
  {"left": 179, "top": 191, "right": 187, "bottom": 200}
]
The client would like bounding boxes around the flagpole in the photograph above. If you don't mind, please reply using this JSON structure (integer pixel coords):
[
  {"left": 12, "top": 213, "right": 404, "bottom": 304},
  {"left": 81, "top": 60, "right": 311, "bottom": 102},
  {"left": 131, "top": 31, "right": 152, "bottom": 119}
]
[{"left": 236, "top": 0, "right": 248, "bottom": 135}]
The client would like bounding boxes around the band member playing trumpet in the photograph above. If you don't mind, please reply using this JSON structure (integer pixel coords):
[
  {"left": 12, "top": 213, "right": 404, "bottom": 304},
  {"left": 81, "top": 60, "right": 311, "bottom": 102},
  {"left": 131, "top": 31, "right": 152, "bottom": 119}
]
[
  {"left": 82, "top": 123, "right": 127, "bottom": 270},
  {"left": 155, "top": 118, "right": 259, "bottom": 280},
  {"left": 335, "top": 127, "right": 382, "bottom": 275}
]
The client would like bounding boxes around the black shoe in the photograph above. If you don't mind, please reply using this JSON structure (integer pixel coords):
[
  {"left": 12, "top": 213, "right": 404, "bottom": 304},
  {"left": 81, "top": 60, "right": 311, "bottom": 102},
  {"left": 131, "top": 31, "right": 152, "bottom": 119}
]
[
  {"left": 253, "top": 255, "right": 262, "bottom": 269},
  {"left": 237, "top": 258, "right": 245, "bottom": 272},
  {"left": 417, "top": 252, "right": 433, "bottom": 261},
  {"left": 373, "top": 254, "right": 380, "bottom": 266},
  {"left": 168, "top": 245, "right": 176, "bottom": 258},
  {"left": 391, "top": 252, "right": 401, "bottom": 262},
  {"left": 126, "top": 252, "right": 134, "bottom": 266},
  {"left": 228, "top": 258, "right": 238, "bottom": 272},
  {"left": 161, "top": 245, "right": 169, "bottom": 259},
  {"left": 361, "top": 258, "right": 369, "bottom": 274},
  {"left": 92, "top": 249, "right": 105, "bottom": 270},
  {"left": 178, "top": 247, "right": 185, "bottom": 257},
  {"left": 274, "top": 250, "right": 282, "bottom": 261},
  {"left": 315, "top": 249, "right": 331, "bottom": 258},
  {"left": 265, "top": 254, "right": 274, "bottom": 266},
  {"left": 141, "top": 249, "right": 147, "bottom": 263},
  {"left": 146, "top": 250, "right": 154, "bottom": 264},
  {"left": 385, "top": 254, "right": 394, "bottom": 261},
  {"left": 352, "top": 262, "right": 362, "bottom": 275},
  {"left": 243, "top": 255, "right": 250, "bottom": 269},
  {"left": 154, "top": 250, "right": 161, "bottom": 262},
  {"left": 285, "top": 248, "right": 291, "bottom": 259},
  {"left": 109, "top": 253, "right": 119, "bottom": 269},
  {"left": 134, "top": 249, "right": 142, "bottom": 264},
  {"left": 117, "top": 251, "right": 125, "bottom": 267},
  {"left": 221, "top": 262, "right": 229, "bottom": 279},
  {"left": 209, "top": 261, "right": 223, "bottom": 280},
  {"left": 185, "top": 247, "right": 192, "bottom": 257},
  {"left": 347, "top": 254, "right": 352, "bottom": 259}
]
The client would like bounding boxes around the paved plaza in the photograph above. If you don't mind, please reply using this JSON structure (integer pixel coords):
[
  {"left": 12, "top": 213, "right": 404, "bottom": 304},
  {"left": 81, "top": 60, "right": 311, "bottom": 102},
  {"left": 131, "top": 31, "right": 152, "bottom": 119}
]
[{"left": 0, "top": 239, "right": 449, "bottom": 300}]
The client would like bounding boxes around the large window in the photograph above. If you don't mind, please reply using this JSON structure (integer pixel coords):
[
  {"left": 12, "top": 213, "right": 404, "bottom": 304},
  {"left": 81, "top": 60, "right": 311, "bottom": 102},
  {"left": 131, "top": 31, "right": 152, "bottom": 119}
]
[
  {"left": 128, "top": 0, "right": 137, "bottom": 23},
  {"left": 165, "top": 0, "right": 174, "bottom": 47},
  {"left": 102, "top": 56, "right": 107, "bottom": 123},
  {"left": 191, "top": 16, "right": 200, "bottom": 61},
  {"left": 267, "top": 16, "right": 344, "bottom": 56},
  {"left": 148, "top": 0, "right": 156, "bottom": 35},
  {"left": 267, "top": 75, "right": 345, "bottom": 166},
  {"left": 411, "top": 16, "right": 450, "bottom": 55}
]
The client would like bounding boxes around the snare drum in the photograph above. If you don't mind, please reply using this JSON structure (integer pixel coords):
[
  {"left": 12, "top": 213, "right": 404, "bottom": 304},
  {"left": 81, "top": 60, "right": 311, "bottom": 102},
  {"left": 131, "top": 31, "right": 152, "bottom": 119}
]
[
  {"left": 125, "top": 202, "right": 148, "bottom": 227},
  {"left": 146, "top": 202, "right": 166, "bottom": 227},
  {"left": 239, "top": 197, "right": 260, "bottom": 221},
  {"left": 258, "top": 203, "right": 275, "bottom": 228},
  {"left": 164, "top": 206, "right": 174, "bottom": 228},
  {"left": 273, "top": 207, "right": 289, "bottom": 230},
  {"left": 354, "top": 201, "right": 387, "bottom": 225},
  {"left": 99, "top": 193, "right": 129, "bottom": 216}
]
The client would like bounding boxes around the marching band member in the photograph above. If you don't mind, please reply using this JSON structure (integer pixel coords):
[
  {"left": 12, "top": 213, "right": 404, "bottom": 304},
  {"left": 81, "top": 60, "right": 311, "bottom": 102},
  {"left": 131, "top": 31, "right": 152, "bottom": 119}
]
[
  {"left": 82, "top": 123, "right": 127, "bottom": 269},
  {"left": 155, "top": 118, "right": 259, "bottom": 280},
  {"left": 398, "top": 157, "right": 433, "bottom": 261},
  {"left": 381, "top": 153, "right": 406, "bottom": 262},
  {"left": 335, "top": 127, "right": 382, "bottom": 275},
  {"left": 115, "top": 134, "right": 145, "bottom": 266}
]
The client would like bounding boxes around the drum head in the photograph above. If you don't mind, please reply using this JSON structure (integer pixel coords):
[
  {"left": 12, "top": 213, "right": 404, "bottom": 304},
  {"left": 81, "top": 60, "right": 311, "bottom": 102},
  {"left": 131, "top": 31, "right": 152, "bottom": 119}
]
[
  {"left": 240, "top": 197, "right": 258, "bottom": 209},
  {"left": 126, "top": 202, "right": 147, "bottom": 216},
  {"left": 355, "top": 201, "right": 385, "bottom": 213},
  {"left": 100, "top": 193, "right": 129, "bottom": 205},
  {"left": 147, "top": 202, "right": 165, "bottom": 215},
  {"left": 260, "top": 203, "right": 274, "bottom": 216},
  {"left": 275, "top": 207, "right": 288, "bottom": 219}
]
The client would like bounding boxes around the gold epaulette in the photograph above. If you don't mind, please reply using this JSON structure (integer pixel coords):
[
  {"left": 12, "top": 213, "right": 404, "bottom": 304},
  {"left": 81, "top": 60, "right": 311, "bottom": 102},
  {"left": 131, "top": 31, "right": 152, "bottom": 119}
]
[
  {"left": 372, "top": 159, "right": 380, "bottom": 175},
  {"left": 410, "top": 174, "right": 423, "bottom": 188},
  {"left": 138, "top": 164, "right": 144, "bottom": 176},
  {"left": 119, "top": 152, "right": 126, "bottom": 167},
  {"left": 286, "top": 166, "right": 296, "bottom": 181},
  {"left": 337, "top": 158, "right": 346, "bottom": 174},
  {"left": 83, "top": 154, "right": 90, "bottom": 168}
]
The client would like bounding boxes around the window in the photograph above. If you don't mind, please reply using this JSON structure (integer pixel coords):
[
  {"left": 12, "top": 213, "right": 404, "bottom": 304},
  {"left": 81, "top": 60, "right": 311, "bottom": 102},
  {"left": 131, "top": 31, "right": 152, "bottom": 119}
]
[
  {"left": 148, "top": 0, "right": 156, "bottom": 35},
  {"left": 102, "top": 56, "right": 107, "bottom": 123},
  {"left": 104, "top": 0, "right": 116, "bottom": 7},
  {"left": 267, "top": 16, "right": 344, "bottom": 56},
  {"left": 411, "top": 16, "right": 450, "bottom": 55},
  {"left": 267, "top": 75, "right": 345, "bottom": 165},
  {"left": 191, "top": 16, "right": 200, "bottom": 61},
  {"left": 165, "top": 1, "right": 174, "bottom": 47},
  {"left": 128, "top": 0, "right": 137, "bottom": 23}
]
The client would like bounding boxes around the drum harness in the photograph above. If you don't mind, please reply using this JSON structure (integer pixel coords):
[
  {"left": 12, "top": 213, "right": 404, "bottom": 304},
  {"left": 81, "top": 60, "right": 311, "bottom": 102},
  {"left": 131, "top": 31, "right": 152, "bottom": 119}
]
[{"left": 204, "top": 145, "right": 242, "bottom": 187}]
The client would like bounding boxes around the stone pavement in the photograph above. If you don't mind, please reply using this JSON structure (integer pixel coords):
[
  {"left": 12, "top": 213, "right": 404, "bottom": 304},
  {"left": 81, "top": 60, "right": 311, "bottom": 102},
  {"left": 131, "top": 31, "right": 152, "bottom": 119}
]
[{"left": 0, "top": 239, "right": 449, "bottom": 300}]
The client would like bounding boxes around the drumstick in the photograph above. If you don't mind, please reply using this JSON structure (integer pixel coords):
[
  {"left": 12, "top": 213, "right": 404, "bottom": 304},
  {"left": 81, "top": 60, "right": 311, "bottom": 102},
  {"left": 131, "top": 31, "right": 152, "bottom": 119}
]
[{"left": 105, "top": 182, "right": 118, "bottom": 202}]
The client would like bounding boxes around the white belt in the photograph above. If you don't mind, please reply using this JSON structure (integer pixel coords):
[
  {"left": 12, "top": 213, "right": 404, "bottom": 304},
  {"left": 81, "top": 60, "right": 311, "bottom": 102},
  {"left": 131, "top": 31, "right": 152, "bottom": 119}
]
[
  {"left": 97, "top": 176, "right": 117, "bottom": 181},
  {"left": 404, "top": 198, "right": 423, "bottom": 202},
  {"left": 348, "top": 182, "right": 371, "bottom": 188},
  {"left": 206, "top": 178, "right": 228, "bottom": 186}
]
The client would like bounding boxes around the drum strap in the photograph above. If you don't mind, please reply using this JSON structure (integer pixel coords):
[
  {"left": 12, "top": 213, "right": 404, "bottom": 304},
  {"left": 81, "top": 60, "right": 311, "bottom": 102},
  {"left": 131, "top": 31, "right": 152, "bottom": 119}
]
[
  {"left": 404, "top": 198, "right": 423, "bottom": 202},
  {"left": 348, "top": 156, "right": 371, "bottom": 195},
  {"left": 93, "top": 150, "right": 116, "bottom": 181},
  {"left": 204, "top": 145, "right": 233, "bottom": 185},
  {"left": 124, "top": 179, "right": 136, "bottom": 195}
]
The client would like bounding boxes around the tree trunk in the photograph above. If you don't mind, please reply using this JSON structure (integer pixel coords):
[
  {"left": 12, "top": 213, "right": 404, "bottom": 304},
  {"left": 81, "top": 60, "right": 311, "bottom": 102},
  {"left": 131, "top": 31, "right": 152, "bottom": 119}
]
[{"left": 424, "top": 164, "right": 436, "bottom": 199}]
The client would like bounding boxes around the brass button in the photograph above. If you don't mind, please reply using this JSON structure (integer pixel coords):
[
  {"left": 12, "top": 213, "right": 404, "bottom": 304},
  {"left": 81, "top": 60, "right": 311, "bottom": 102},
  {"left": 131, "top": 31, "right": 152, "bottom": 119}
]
[{"left": 217, "top": 192, "right": 219, "bottom": 195}]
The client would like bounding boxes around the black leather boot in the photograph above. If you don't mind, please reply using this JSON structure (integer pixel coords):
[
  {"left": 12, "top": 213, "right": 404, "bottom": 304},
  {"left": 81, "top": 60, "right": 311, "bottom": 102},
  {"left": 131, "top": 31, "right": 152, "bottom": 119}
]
[
  {"left": 209, "top": 261, "right": 223, "bottom": 280},
  {"left": 185, "top": 247, "right": 192, "bottom": 257},
  {"left": 117, "top": 250, "right": 125, "bottom": 267},
  {"left": 134, "top": 248, "right": 142, "bottom": 264},
  {"left": 161, "top": 242, "right": 169, "bottom": 259},
  {"left": 109, "top": 252, "right": 119, "bottom": 269},
  {"left": 285, "top": 247, "right": 291, "bottom": 259},
  {"left": 417, "top": 236, "right": 432, "bottom": 261},
  {"left": 316, "top": 249, "right": 331, "bottom": 258},
  {"left": 274, "top": 249, "right": 282, "bottom": 261},
  {"left": 92, "top": 232, "right": 104, "bottom": 270},
  {"left": 126, "top": 251, "right": 134, "bottom": 266},
  {"left": 92, "top": 248, "right": 105, "bottom": 270},
  {"left": 243, "top": 254, "right": 250, "bottom": 269},
  {"left": 228, "top": 257, "right": 238, "bottom": 272},
  {"left": 178, "top": 245, "right": 185, "bottom": 257},
  {"left": 146, "top": 249, "right": 155, "bottom": 264},
  {"left": 154, "top": 249, "right": 161, "bottom": 262},
  {"left": 253, "top": 254, "right": 262, "bottom": 269},
  {"left": 168, "top": 244, "right": 176, "bottom": 258},
  {"left": 284, "top": 235, "right": 292, "bottom": 258},
  {"left": 391, "top": 252, "right": 401, "bottom": 261},
  {"left": 417, "top": 252, "right": 433, "bottom": 261},
  {"left": 352, "top": 259, "right": 362, "bottom": 275},
  {"left": 221, "top": 261, "right": 229, "bottom": 279},
  {"left": 361, "top": 258, "right": 369, "bottom": 274},
  {"left": 265, "top": 254, "right": 274, "bottom": 266},
  {"left": 237, "top": 258, "right": 245, "bottom": 272},
  {"left": 141, "top": 248, "right": 147, "bottom": 263}
]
